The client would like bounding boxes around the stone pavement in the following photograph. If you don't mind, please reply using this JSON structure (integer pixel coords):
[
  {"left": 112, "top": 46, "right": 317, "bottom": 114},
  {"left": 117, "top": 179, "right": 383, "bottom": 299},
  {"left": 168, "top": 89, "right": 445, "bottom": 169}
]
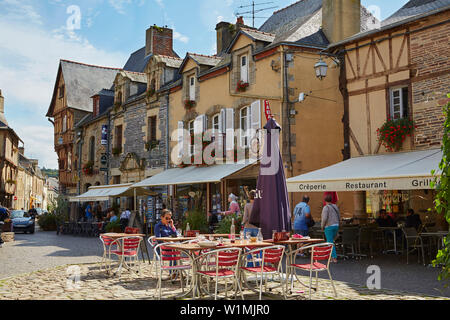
[{"left": 0, "top": 261, "right": 448, "bottom": 300}]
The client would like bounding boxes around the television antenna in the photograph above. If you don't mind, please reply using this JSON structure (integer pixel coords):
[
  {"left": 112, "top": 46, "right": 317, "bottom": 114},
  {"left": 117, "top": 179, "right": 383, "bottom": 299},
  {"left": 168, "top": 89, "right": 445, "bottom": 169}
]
[{"left": 235, "top": 1, "right": 278, "bottom": 28}]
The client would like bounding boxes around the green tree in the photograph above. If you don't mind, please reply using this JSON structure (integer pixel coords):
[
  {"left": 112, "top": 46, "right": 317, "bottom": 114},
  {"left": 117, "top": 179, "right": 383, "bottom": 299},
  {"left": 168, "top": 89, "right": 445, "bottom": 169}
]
[{"left": 431, "top": 96, "right": 450, "bottom": 284}]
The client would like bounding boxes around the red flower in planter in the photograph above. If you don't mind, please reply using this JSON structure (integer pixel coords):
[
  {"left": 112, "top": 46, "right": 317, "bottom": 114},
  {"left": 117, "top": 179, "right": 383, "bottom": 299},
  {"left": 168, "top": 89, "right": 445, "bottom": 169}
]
[
  {"left": 377, "top": 118, "right": 415, "bottom": 152},
  {"left": 236, "top": 80, "right": 249, "bottom": 92}
]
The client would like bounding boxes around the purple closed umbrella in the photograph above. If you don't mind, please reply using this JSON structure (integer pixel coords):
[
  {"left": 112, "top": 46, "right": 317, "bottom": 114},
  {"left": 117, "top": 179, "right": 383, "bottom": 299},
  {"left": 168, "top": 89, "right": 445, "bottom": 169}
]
[{"left": 249, "top": 118, "right": 291, "bottom": 239}]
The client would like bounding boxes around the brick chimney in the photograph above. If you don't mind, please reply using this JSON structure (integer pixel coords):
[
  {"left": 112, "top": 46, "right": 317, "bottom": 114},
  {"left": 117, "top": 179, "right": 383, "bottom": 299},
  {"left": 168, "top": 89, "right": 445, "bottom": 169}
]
[
  {"left": 322, "top": 0, "right": 361, "bottom": 44},
  {"left": 145, "top": 25, "right": 176, "bottom": 57},
  {"left": 0, "top": 89, "right": 8, "bottom": 126}
]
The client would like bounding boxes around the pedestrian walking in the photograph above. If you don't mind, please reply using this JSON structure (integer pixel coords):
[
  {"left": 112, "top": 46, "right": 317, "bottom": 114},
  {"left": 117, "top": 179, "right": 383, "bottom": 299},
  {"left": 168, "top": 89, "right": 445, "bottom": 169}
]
[
  {"left": 293, "top": 195, "right": 312, "bottom": 236},
  {"left": 85, "top": 202, "right": 93, "bottom": 222},
  {"left": 321, "top": 194, "right": 340, "bottom": 263},
  {"left": 120, "top": 208, "right": 131, "bottom": 232}
]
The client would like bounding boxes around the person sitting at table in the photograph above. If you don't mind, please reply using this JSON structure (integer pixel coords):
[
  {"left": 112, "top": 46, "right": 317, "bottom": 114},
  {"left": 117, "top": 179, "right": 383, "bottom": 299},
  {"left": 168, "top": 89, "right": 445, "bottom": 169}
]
[
  {"left": 120, "top": 208, "right": 131, "bottom": 232},
  {"left": 376, "top": 209, "right": 395, "bottom": 227},
  {"left": 154, "top": 209, "right": 177, "bottom": 239},
  {"left": 101, "top": 209, "right": 118, "bottom": 233},
  {"left": 405, "top": 208, "right": 422, "bottom": 231}
]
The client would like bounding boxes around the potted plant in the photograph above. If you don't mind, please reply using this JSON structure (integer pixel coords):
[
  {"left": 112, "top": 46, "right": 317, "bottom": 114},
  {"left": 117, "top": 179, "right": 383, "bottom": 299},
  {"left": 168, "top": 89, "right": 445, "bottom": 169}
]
[
  {"left": 236, "top": 80, "right": 249, "bottom": 92},
  {"left": 145, "top": 140, "right": 160, "bottom": 151},
  {"left": 184, "top": 99, "right": 196, "bottom": 110},
  {"left": 112, "top": 147, "right": 122, "bottom": 156},
  {"left": 105, "top": 218, "right": 122, "bottom": 233},
  {"left": 377, "top": 118, "right": 416, "bottom": 152}
]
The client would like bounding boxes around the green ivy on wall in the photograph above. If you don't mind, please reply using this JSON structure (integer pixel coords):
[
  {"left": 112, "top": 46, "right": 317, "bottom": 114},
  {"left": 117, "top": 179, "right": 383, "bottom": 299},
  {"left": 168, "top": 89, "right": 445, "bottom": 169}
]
[{"left": 431, "top": 94, "right": 450, "bottom": 284}]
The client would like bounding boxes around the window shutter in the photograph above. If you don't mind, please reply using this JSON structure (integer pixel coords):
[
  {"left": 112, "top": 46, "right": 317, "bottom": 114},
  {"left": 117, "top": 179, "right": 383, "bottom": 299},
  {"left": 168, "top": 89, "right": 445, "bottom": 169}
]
[
  {"left": 250, "top": 100, "right": 261, "bottom": 133},
  {"left": 225, "top": 108, "right": 235, "bottom": 151},
  {"left": 178, "top": 121, "right": 184, "bottom": 158},
  {"left": 189, "top": 76, "right": 195, "bottom": 101},
  {"left": 240, "top": 55, "right": 248, "bottom": 83}
]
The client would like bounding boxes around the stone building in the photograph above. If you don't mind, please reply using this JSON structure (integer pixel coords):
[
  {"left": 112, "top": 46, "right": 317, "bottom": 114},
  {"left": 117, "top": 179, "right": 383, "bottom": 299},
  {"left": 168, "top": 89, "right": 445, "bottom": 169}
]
[{"left": 0, "top": 90, "right": 22, "bottom": 208}]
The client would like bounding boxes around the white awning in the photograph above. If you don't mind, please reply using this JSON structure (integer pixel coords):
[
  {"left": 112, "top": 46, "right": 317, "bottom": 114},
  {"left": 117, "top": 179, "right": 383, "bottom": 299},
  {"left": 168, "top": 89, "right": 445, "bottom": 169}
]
[
  {"left": 132, "top": 160, "right": 257, "bottom": 187},
  {"left": 287, "top": 149, "right": 442, "bottom": 192},
  {"left": 69, "top": 183, "right": 156, "bottom": 202}
]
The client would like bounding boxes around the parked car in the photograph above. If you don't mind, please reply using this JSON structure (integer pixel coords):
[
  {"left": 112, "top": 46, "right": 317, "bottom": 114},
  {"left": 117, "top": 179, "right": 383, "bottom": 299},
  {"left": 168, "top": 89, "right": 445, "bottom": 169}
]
[{"left": 11, "top": 210, "right": 35, "bottom": 234}]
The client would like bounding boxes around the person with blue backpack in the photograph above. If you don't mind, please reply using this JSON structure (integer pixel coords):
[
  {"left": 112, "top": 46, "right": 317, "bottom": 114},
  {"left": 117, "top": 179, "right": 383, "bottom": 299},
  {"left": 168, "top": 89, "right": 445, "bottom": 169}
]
[{"left": 293, "top": 195, "right": 312, "bottom": 237}]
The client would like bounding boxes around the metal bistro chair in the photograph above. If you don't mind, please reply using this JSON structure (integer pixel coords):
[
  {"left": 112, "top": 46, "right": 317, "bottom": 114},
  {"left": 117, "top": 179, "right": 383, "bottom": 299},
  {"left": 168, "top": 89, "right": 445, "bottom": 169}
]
[
  {"left": 401, "top": 227, "right": 428, "bottom": 265},
  {"left": 99, "top": 234, "right": 116, "bottom": 274},
  {"left": 288, "top": 242, "right": 337, "bottom": 300},
  {"left": 109, "top": 236, "right": 143, "bottom": 277},
  {"left": 240, "top": 245, "right": 286, "bottom": 300},
  {"left": 194, "top": 247, "right": 244, "bottom": 300},
  {"left": 153, "top": 243, "right": 192, "bottom": 300},
  {"left": 337, "top": 227, "right": 359, "bottom": 259}
]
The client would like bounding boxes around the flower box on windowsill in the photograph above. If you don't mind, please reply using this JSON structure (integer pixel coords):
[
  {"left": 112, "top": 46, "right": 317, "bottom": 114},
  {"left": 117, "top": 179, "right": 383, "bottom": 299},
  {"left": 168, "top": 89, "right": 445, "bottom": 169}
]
[
  {"left": 184, "top": 100, "right": 196, "bottom": 110},
  {"left": 236, "top": 80, "right": 249, "bottom": 92},
  {"left": 377, "top": 118, "right": 416, "bottom": 152},
  {"left": 82, "top": 161, "right": 94, "bottom": 176}
]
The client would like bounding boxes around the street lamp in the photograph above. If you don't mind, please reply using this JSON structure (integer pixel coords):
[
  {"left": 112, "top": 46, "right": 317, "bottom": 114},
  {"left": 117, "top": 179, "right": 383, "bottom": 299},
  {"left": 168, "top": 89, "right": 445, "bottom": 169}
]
[{"left": 314, "top": 57, "right": 328, "bottom": 80}]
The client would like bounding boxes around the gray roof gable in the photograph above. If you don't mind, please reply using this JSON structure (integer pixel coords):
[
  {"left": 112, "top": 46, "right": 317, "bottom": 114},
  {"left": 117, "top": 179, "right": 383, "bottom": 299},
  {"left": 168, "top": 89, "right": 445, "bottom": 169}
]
[
  {"left": 258, "top": 0, "right": 379, "bottom": 45},
  {"left": 61, "top": 60, "right": 120, "bottom": 113},
  {"left": 382, "top": 0, "right": 450, "bottom": 26}
]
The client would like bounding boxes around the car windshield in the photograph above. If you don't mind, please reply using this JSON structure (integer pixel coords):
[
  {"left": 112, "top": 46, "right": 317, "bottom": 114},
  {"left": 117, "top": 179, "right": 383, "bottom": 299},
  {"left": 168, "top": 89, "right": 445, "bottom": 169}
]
[{"left": 11, "top": 211, "right": 29, "bottom": 219}]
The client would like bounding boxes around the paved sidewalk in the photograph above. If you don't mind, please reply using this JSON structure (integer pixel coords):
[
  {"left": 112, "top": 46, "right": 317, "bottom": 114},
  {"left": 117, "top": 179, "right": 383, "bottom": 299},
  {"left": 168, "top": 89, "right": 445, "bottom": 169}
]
[{"left": 0, "top": 261, "right": 448, "bottom": 300}]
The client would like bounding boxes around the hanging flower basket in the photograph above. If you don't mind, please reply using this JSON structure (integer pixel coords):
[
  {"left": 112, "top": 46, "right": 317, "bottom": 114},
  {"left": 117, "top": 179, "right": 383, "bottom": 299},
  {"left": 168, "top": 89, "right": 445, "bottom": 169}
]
[
  {"left": 377, "top": 118, "right": 416, "bottom": 152},
  {"left": 82, "top": 161, "right": 94, "bottom": 176},
  {"left": 184, "top": 100, "right": 196, "bottom": 110},
  {"left": 236, "top": 80, "right": 249, "bottom": 92}
]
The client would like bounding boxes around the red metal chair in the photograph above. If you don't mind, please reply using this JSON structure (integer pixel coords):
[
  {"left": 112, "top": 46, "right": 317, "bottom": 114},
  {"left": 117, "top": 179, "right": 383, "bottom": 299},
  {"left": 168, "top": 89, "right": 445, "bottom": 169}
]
[
  {"left": 99, "top": 234, "right": 116, "bottom": 274},
  {"left": 240, "top": 245, "right": 286, "bottom": 300},
  {"left": 109, "top": 236, "right": 143, "bottom": 277},
  {"left": 153, "top": 243, "right": 192, "bottom": 299},
  {"left": 194, "top": 247, "right": 243, "bottom": 300},
  {"left": 288, "top": 242, "right": 337, "bottom": 300},
  {"left": 124, "top": 227, "right": 140, "bottom": 234}
]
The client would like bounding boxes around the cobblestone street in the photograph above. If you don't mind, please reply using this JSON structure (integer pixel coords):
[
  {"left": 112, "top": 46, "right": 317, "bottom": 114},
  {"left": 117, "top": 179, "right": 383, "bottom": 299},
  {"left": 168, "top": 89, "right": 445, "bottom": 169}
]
[{"left": 0, "top": 229, "right": 449, "bottom": 300}]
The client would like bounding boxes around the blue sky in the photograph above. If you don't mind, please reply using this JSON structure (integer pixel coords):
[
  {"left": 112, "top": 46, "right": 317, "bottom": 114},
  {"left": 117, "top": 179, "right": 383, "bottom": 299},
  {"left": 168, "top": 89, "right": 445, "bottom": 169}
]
[{"left": 0, "top": 0, "right": 410, "bottom": 169}]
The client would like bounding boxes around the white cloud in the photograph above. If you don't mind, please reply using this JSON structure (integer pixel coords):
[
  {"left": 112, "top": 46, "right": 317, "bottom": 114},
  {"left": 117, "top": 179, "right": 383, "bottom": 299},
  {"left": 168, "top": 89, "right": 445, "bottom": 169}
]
[
  {"left": 0, "top": 0, "right": 43, "bottom": 25},
  {"left": 0, "top": 4, "right": 127, "bottom": 168},
  {"left": 173, "top": 30, "right": 189, "bottom": 44}
]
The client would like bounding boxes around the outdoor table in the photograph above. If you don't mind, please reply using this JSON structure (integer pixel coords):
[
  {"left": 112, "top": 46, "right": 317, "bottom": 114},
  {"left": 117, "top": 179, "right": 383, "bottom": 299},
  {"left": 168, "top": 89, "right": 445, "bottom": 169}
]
[
  {"left": 378, "top": 227, "right": 403, "bottom": 255},
  {"left": 263, "top": 238, "right": 324, "bottom": 295},
  {"left": 164, "top": 240, "right": 273, "bottom": 298},
  {"left": 155, "top": 236, "right": 195, "bottom": 242},
  {"left": 420, "top": 231, "right": 448, "bottom": 251}
]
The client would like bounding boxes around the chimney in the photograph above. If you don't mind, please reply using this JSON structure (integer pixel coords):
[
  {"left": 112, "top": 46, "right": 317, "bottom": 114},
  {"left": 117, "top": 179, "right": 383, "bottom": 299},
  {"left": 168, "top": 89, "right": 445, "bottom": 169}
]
[
  {"left": 236, "top": 16, "right": 244, "bottom": 26},
  {"left": 322, "top": 0, "right": 361, "bottom": 44},
  {"left": 0, "top": 89, "right": 8, "bottom": 126},
  {"left": 145, "top": 25, "right": 176, "bottom": 57},
  {"left": 216, "top": 21, "right": 234, "bottom": 56}
]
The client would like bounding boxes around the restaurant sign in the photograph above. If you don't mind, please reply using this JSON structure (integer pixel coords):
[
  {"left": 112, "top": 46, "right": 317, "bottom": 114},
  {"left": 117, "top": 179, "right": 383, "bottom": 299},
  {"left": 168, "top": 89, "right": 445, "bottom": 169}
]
[{"left": 287, "top": 176, "right": 437, "bottom": 193}]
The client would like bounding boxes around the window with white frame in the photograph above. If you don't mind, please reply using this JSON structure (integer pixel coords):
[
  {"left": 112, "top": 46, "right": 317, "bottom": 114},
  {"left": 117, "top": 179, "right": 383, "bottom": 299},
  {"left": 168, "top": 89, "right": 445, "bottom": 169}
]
[
  {"left": 240, "top": 55, "right": 248, "bottom": 83},
  {"left": 240, "top": 106, "right": 250, "bottom": 148},
  {"left": 188, "top": 120, "right": 195, "bottom": 156},
  {"left": 212, "top": 114, "right": 220, "bottom": 137},
  {"left": 189, "top": 76, "right": 196, "bottom": 101},
  {"left": 390, "top": 87, "right": 409, "bottom": 120}
]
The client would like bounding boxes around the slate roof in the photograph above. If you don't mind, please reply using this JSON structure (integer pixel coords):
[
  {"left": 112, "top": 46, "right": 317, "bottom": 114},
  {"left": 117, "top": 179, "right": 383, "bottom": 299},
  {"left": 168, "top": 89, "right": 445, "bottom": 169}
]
[
  {"left": 240, "top": 28, "right": 276, "bottom": 43},
  {"left": 258, "top": 0, "right": 379, "bottom": 45},
  {"left": 51, "top": 60, "right": 120, "bottom": 114},
  {"left": 158, "top": 55, "right": 183, "bottom": 68},
  {"left": 382, "top": 0, "right": 450, "bottom": 26},
  {"left": 122, "top": 47, "right": 152, "bottom": 73},
  {"left": 329, "top": 0, "right": 450, "bottom": 48},
  {"left": 188, "top": 53, "right": 222, "bottom": 67}
]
